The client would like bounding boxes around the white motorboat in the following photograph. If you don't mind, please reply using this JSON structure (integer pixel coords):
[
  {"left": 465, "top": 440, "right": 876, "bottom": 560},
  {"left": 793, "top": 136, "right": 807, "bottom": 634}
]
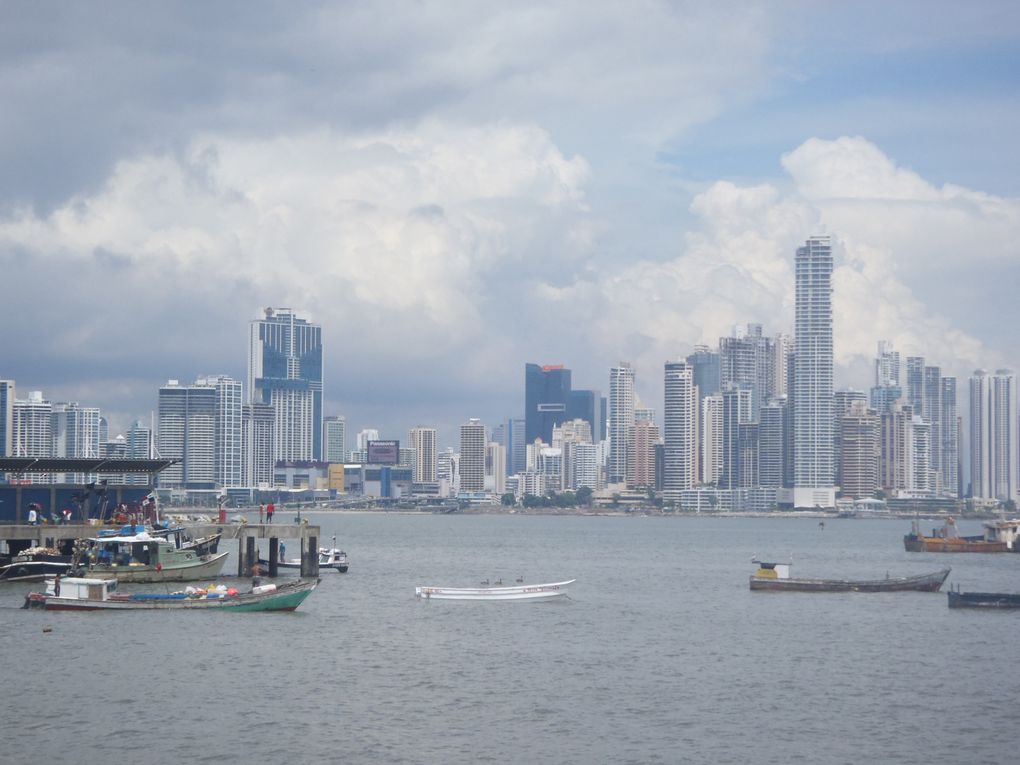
[
  {"left": 415, "top": 579, "right": 575, "bottom": 601},
  {"left": 278, "top": 536, "right": 349, "bottom": 573}
]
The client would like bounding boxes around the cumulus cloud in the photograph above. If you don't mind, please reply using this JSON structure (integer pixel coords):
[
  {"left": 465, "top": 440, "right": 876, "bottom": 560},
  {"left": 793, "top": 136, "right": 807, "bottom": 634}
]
[{"left": 545, "top": 136, "right": 1017, "bottom": 396}]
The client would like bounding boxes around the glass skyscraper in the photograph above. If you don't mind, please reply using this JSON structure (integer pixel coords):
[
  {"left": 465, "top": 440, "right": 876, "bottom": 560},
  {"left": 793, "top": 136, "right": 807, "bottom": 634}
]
[{"left": 248, "top": 308, "right": 323, "bottom": 462}]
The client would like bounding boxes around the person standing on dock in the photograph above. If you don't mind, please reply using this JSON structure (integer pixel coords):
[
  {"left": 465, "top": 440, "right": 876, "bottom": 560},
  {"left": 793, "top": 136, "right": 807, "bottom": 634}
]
[
  {"left": 27, "top": 505, "right": 38, "bottom": 525},
  {"left": 266, "top": 503, "right": 275, "bottom": 523},
  {"left": 259, "top": 503, "right": 265, "bottom": 523}
]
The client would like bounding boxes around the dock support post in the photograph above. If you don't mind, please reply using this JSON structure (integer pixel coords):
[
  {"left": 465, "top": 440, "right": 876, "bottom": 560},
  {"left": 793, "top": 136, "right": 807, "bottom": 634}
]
[
  {"left": 244, "top": 535, "right": 257, "bottom": 576},
  {"left": 301, "top": 535, "right": 319, "bottom": 578},
  {"left": 269, "top": 537, "right": 279, "bottom": 578}
]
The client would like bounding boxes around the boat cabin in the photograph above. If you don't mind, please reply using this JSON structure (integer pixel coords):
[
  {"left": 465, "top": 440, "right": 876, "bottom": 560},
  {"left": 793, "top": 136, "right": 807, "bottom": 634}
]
[
  {"left": 752, "top": 559, "right": 791, "bottom": 580},
  {"left": 983, "top": 520, "right": 1020, "bottom": 550},
  {"left": 47, "top": 577, "right": 116, "bottom": 601}
]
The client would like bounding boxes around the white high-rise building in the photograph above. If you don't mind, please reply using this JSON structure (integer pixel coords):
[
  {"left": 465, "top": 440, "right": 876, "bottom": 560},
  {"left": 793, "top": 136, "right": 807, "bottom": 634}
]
[
  {"left": 485, "top": 441, "right": 506, "bottom": 495},
  {"left": 876, "top": 341, "right": 901, "bottom": 388},
  {"left": 323, "top": 416, "right": 347, "bottom": 463},
  {"left": 664, "top": 361, "right": 698, "bottom": 495},
  {"left": 793, "top": 236, "right": 836, "bottom": 508},
  {"left": 701, "top": 393, "right": 723, "bottom": 485},
  {"left": 0, "top": 378, "right": 14, "bottom": 457},
  {"left": 51, "top": 401, "right": 102, "bottom": 483},
  {"left": 159, "top": 376, "right": 242, "bottom": 489},
  {"left": 459, "top": 419, "right": 486, "bottom": 493},
  {"left": 13, "top": 391, "right": 53, "bottom": 484},
  {"left": 243, "top": 403, "right": 274, "bottom": 487},
  {"left": 409, "top": 426, "right": 438, "bottom": 483},
  {"left": 970, "top": 369, "right": 1018, "bottom": 502},
  {"left": 356, "top": 429, "right": 380, "bottom": 450},
  {"left": 608, "top": 363, "right": 636, "bottom": 484}
]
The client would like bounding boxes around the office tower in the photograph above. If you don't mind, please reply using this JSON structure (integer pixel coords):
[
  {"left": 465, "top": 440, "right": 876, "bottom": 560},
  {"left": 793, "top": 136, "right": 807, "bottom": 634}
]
[
  {"left": 838, "top": 400, "right": 879, "bottom": 499},
  {"left": 437, "top": 447, "right": 456, "bottom": 484},
  {"left": 720, "top": 385, "right": 754, "bottom": 489},
  {"left": 503, "top": 417, "right": 526, "bottom": 475},
  {"left": 0, "top": 378, "right": 13, "bottom": 457},
  {"left": 409, "top": 426, "right": 438, "bottom": 483},
  {"left": 687, "top": 346, "right": 721, "bottom": 406},
  {"left": 322, "top": 416, "right": 347, "bottom": 463},
  {"left": 970, "top": 369, "right": 1018, "bottom": 501},
  {"left": 870, "top": 384, "right": 902, "bottom": 414},
  {"left": 158, "top": 380, "right": 215, "bottom": 489},
  {"left": 910, "top": 415, "right": 934, "bottom": 496},
  {"left": 248, "top": 307, "right": 323, "bottom": 461},
  {"left": 627, "top": 420, "right": 660, "bottom": 489},
  {"left": 485, "top": 442, "right": 506, "bottom": 495},
  {"left": 783, "top": 352, "right": 796, "bottom": 489},
  {"left": 758, "top": 398, "right": 786, "bottom": 488},
  {"left": 663, "top": 361, "right": 698, "bottom": 494},
  {"left": 793, "top": 236, "right": 836, "bottom": 508},
  {"left": 459, "top": 419, "right": 486, "bottom": 493},
  {"left": 525, "top": 363, "right": 572, "bottom": 445},
  {"left": 243, "top": 403, "right": 274, "bottom": 487},
  {"left": 940, "top": 377, "right": 959, "bottom": 498},
  {"left": 701, "top": 393, "right": 723, "bottom": 485},
  {"left": 608, "top": 363, "right": 636, "bottom": 484},
  {"left": 51, "top": 402, "right": 102, "bottom": 483}
]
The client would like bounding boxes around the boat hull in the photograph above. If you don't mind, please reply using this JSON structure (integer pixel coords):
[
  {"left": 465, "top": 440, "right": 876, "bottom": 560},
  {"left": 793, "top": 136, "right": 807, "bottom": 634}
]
[
  {"left": 750, "top": 569, "right": 950, "bottom": 592},
  {"left": 81, "top": 551, "right": 230, "bottom": 583},
  {"left": 29, "top": 579, "right": 318, "bottom": 611},
  {"left": 947, "top": 591, "right": 1020, "bottom": 609},
  {"left": 416, "top": 580, "right": 575, "bottom": 601},
  {"left": 0, "top": 558, "right": 73, "bottom": 582},
  {"left": 904, "top": 535, "right": 1007, "bottom": 553}
]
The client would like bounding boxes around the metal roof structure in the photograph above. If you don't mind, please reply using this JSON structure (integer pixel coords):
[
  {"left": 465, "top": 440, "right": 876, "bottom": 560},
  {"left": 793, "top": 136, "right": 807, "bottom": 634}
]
[{"left": 0, "top": 458, "right": 179, "bottom": 475}]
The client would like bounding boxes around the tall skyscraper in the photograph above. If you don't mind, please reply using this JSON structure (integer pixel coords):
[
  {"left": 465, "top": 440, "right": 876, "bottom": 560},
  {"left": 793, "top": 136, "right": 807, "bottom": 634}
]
[
  {"left": 409, "top": 426, "right": 438, "bottom": 483},
  {"left": 687, "top": 346, "right": 721, "bottom": 407},
  {"left": 248, "top": 308, "right": 323, "bottom": 461},
  {"left": 940, "top": 377, "right": 959, "bottom": 498},
  {"left": 720, "top": 385, "right": 753, "bottom": 489},
  {"left": 0, "top": 378, "right": 14, "bottom": 457},
  {"left": 906, "top": 356, "right": 925, "bottom": 412},
  {"left": 663, "top": 361, "right": 698, "bottom": 494},
  {"left": 51, "top": 401, "right": 102, "bottom": 483},
  {"left": 323, "top": 416, "right": 347, "bottom": 463},
  {"left": 701, "top": 393, "right": 723, "bottom": 485},
  {"left": 970, "top": 369, "right": 1018, "bottom": 501},
  {"left": 505, "top": 417, "right": 526, "bottom": 475},
  {"left": 13, "top": 391, "right": 52, "bottom": 483},
  {"left": 793, "top": 235, "right": 835, "bottom": 508},
  {"left": 875, "top": 341, "right": 900, "bottom": 386},
  {"left": 627, "top": 420, "right": 660, "bottom": 489},
  {"left": 459, "top": 419, "right": 486, "bottom": 493},
  {"left": 206, "top": 375, "right": 243, "bottom": 488},
  {"left": 608, "top": 363, "right": 636, "bottom": 484},
  {"left": 838, "top": 400, "right": 879, "bottom": 499},
  {"left": 525, "top": 363, "right": 572, "bottom": 445},
  {"left": 158, "top": 380, "right": 216, "bottom": 489},
  {"left": 758, "top": 398, "right": 786, "bottom": 488},
  {"left": 243, "top": 403, "right": 274, "bottom": 487}
]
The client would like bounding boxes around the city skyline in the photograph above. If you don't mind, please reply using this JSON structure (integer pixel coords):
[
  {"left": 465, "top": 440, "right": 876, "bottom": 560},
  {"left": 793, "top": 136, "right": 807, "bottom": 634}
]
[{"left": 1, "top": 4, "right": 1019, "bottom": 451}]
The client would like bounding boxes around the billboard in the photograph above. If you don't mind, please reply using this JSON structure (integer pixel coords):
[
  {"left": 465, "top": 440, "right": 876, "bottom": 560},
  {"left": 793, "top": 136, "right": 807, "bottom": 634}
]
[{"left": 367, "top": 440, "right": 400, "bottom": 465}]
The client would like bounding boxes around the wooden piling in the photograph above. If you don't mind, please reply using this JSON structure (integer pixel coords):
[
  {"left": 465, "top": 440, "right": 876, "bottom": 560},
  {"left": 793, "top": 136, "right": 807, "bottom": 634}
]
[{"left": 269, "top": 537, "right": 279, "bottom": 578}]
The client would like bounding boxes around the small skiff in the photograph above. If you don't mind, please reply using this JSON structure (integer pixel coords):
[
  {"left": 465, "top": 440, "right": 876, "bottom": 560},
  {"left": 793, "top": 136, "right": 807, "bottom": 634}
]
[
  {"left": 947, "top": 590, "right": 1020, "bottom": 609},
  {"left": 415, "top": 579, "right": 575, "bottom": 601}
]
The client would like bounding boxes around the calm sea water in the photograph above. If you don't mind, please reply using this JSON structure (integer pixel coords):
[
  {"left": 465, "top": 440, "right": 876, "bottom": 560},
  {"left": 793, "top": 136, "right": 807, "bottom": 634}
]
[{"left": 2, "top": 513, "right": 1018, "bottom": 764}]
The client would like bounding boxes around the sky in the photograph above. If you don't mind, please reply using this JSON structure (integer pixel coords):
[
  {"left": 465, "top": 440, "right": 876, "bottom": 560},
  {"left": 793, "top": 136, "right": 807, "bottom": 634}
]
[{"left": 1, "top": 1, "right": 1019, "bottom": 447}]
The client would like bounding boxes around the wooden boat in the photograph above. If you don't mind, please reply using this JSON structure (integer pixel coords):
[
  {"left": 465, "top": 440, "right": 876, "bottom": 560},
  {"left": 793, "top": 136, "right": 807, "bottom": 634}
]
[
  {"left": 415, "top": 579, "right": 575, "bottom": 601},
  {"left": 0, "top": 547, "right": 74, "bottom": 582},
  {"left": 947, "top": 589, "right": 1020, "bottom": 609},
  {"left": 749, "top": 559, "right": 950, "bottom": 592},
  {"left": 23, "top": 576, "right": 319, "bottom": 612},
  {"left": 74, "top": 531, "right": 229, "bottom": 583},
  {"left": 903, "top": 517, "right": 1015, "bottom": 553},
  {"left": 278, "top": 536, "right": 349, "bottom": 573}
]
